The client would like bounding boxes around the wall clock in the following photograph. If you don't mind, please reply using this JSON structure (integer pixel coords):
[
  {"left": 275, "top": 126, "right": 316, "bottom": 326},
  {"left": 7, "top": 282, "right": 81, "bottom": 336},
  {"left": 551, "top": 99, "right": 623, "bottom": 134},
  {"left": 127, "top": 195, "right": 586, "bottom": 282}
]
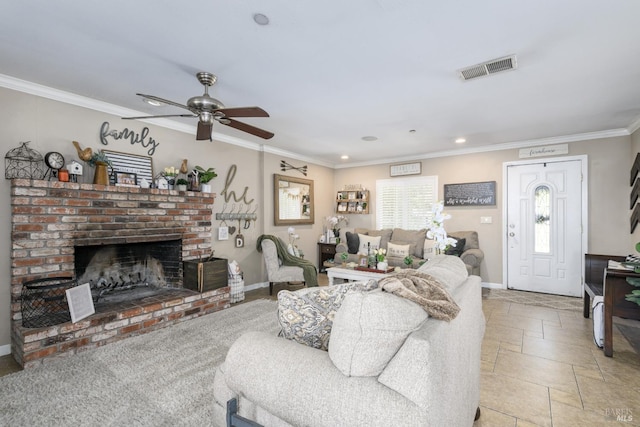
[{"left": 44, "top": 151, "right": 65, "bottom": 180}]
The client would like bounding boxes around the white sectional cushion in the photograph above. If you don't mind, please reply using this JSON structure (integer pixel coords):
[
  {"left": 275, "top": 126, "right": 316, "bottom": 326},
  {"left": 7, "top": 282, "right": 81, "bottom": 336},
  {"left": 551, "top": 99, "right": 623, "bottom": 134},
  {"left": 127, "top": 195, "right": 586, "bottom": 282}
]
[
  {"left": 328, "top": 291, "right": 428, "bottom": 377},
  {"left": 417, "top": 255, "right": 469, "bottom": 291}
]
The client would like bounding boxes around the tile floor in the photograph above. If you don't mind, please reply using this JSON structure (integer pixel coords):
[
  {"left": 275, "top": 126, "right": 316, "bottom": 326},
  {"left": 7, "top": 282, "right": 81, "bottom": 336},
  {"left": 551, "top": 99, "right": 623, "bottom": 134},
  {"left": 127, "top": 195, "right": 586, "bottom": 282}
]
[{"left": 2, "top": 277, "right": 639, "bottom": 427}]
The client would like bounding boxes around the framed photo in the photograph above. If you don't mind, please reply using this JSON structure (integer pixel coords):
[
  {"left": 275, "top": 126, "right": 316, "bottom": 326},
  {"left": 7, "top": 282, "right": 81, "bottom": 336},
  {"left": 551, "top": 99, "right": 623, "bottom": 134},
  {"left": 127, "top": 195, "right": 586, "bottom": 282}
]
[
  {"left": 115, "top": 171, "right": 137, "bottom": 186},
  {"left": 218, "top": 226, "right": 229, "bottom": 241},
  {"left": 390, "top": 162, "right": 422, "bottom": 177},
  {"left": 358, "top": 255, "right": 368, "bottom": 267},
  {"left": 102, "top": 150, "right": 153, "bottom": 185}
]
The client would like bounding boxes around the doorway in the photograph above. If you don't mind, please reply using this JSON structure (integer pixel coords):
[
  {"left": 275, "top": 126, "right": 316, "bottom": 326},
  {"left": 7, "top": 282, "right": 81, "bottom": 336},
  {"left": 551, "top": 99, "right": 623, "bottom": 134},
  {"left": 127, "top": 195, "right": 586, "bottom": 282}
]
[{"left": 503, "top": 156, "right": 587, "bottom": 297}]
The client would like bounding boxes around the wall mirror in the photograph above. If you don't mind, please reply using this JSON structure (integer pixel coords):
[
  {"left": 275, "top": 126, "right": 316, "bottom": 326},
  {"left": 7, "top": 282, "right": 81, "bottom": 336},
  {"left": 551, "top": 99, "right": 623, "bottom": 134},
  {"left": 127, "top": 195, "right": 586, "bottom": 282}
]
[{"left": 274, "top": 174, "right": 314, "bottom": 225}]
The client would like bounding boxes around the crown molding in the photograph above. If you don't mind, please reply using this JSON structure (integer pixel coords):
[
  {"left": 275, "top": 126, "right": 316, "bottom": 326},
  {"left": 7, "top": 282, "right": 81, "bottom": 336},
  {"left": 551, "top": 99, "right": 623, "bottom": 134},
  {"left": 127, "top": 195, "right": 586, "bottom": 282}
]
[
  {"left": 1, "top": 73, "right": 635, "bottom": 171},
  {"left": 333, "top": 128, "right": 631, "bottom": 169},
  {"left": 0, "top": 73, "right": 323, "bottom": 166}
]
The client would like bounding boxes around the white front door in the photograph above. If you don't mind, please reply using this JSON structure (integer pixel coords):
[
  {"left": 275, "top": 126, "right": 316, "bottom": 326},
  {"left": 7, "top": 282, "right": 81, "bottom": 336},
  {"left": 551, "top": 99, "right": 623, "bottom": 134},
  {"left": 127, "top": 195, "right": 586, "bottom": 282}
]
[{"left": 505, "top": 159, "right": 584, "bottom": 296}]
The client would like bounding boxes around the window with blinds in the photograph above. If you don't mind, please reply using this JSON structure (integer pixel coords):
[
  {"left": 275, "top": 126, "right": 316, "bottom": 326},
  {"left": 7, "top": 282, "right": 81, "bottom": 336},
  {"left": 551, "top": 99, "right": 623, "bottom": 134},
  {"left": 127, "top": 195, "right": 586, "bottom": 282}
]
[{"left": 375, "top": 176, "right": 438, "bottom": 230}]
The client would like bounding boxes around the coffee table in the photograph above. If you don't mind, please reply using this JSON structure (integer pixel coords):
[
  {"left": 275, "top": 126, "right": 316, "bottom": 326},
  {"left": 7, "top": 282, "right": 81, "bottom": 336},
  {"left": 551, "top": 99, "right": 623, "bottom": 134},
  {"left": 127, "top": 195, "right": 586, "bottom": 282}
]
[{"left": 326, "top": 266, "right": 392, "bottom": 286}]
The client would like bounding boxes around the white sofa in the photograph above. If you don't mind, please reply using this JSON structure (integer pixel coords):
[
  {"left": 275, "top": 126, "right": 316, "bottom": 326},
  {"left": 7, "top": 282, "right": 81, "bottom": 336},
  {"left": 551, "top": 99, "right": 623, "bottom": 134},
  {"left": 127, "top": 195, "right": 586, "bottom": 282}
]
[{"left": 213, "top": 256, "right": 485, "bottom": 427}]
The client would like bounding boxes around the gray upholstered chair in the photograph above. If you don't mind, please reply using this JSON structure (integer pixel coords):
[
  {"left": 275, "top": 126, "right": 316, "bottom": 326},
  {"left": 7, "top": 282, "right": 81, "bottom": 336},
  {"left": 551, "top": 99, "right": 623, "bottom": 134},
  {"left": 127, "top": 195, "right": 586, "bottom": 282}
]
[{"left": 260, "top": 239, "right": 305, "bottom": 295}]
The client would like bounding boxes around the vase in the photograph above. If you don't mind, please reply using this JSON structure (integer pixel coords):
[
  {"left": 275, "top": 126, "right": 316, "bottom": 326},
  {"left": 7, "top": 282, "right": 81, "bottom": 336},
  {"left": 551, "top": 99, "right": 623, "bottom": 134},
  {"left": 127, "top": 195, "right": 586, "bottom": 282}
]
[
  {"left": 177, "top": 184, "right": 187, "bottom": 191},
  {"left": 377, "top": 261, "right": 388, "bottom": 271},
  {"left": 200, "top": 183, "right": 212, "bottom": 193},
  {"left": 93, "top": 161, "right": 109, "bottom": 185}
]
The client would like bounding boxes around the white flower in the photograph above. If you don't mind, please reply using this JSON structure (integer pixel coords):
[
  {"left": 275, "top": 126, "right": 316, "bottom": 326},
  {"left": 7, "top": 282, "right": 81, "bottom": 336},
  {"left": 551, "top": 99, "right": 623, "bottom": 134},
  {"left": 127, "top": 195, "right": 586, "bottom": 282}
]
[{"left": 427, "top": 201, "right": 455, "bottom": 251}]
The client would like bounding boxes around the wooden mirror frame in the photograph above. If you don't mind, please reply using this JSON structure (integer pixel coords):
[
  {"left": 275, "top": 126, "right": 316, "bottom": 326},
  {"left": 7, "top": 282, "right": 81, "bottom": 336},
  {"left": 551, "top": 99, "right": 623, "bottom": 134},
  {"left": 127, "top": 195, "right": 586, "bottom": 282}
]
[{"left": 274, "top": 174, "right": 314, "bottom": 226}]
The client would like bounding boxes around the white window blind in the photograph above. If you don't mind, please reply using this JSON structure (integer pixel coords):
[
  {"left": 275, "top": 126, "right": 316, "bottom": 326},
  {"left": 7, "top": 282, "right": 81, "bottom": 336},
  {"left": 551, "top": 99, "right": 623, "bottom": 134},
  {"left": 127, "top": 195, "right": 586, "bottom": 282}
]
[{"left": 376, "top": 176, "right": 438, "bottom": 230}]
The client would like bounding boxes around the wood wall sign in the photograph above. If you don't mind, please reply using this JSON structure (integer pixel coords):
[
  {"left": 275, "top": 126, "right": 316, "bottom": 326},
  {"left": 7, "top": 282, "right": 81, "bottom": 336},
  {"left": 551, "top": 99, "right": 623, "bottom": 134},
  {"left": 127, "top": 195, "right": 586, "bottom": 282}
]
[
  {"left": 390, "top": 162, "right": 422, "bottom": 177},
  {"left": 444, "top": 181, "right": 496, "bottom": 206}
]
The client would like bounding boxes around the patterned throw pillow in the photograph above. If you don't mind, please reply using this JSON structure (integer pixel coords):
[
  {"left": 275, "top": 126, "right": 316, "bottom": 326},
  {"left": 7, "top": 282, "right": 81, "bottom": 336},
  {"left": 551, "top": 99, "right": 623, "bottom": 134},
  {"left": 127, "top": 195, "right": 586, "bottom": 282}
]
[
  {"left": 357, "top": 234, "right": 382, "bottom": 254},
  {"left": 277, "top": 280, "right": 378, "bottom": 350},
  {"left": 387, "top": 242, "right": 411, "bottom": 258}
]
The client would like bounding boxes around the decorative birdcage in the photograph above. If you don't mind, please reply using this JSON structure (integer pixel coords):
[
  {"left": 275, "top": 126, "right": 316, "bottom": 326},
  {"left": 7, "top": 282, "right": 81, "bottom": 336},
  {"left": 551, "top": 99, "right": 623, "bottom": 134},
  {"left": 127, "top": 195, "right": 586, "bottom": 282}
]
[{"left": 4, "top": 141, "right": 46, "bottom": 179}]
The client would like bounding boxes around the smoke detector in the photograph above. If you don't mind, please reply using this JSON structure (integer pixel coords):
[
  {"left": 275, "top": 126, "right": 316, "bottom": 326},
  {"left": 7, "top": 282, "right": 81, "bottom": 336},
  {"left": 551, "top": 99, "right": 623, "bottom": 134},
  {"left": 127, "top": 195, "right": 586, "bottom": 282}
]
[{"left": 458, "top": 55, "right": 517, "bottom": 81}]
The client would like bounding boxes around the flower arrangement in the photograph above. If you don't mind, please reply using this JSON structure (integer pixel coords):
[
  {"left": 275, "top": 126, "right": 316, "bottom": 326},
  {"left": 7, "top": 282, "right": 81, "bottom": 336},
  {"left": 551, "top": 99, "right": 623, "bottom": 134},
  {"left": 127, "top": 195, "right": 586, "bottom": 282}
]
[
  {"left": 326, "top": 215, "right": 348, "bottom": 237},
  {"left": 287, "top": 227, "right": 302, "bottom": 258},
  {"left": 163, "top": 166, "right": 179, "bottom": 178},
  {"left": 87, "top": 150, "right": 112, "bottom": 167},
  {"left": 426, "top": 201, "right": 457, "bottom": 252},
  {"left": 374, "top": 248, "right": 387, "bottom": 262}
]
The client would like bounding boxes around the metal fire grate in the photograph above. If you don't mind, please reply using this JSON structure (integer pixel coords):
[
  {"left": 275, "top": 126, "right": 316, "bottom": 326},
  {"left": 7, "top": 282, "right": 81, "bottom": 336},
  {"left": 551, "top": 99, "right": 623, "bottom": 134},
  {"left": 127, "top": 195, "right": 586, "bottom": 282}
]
[{"left": 21, "top": 277, "right": 78, "bottom": 328}]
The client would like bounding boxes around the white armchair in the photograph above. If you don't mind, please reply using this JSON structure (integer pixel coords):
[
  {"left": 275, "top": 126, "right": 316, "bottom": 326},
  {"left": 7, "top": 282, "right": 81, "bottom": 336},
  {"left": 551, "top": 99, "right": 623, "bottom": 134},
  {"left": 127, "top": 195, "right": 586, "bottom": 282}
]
[{"left": 261, "top": 239, "right": 306, "bottom": 295}]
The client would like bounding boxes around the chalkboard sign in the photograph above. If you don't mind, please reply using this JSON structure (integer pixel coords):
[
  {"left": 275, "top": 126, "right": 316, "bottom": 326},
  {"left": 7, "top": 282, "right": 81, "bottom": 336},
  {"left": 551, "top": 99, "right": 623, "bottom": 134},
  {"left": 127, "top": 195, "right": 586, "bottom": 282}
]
[{"left": 444, "top": 181, "right": 496, "bottom": 206}]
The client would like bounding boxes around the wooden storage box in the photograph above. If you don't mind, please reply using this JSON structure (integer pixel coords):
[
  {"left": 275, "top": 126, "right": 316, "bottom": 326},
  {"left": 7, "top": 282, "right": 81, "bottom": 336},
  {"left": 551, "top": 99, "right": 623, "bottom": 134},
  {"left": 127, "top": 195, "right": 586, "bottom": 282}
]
[{"left": 183, "top": 257, "right": 228, "bottom": 292}]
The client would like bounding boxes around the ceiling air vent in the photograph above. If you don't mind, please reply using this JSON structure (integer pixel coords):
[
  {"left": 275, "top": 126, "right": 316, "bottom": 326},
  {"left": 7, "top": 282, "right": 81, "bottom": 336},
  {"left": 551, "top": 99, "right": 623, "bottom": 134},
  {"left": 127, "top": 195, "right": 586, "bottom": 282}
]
[{"left": 458, "top": 55, "right": 517, "bottom": 81}]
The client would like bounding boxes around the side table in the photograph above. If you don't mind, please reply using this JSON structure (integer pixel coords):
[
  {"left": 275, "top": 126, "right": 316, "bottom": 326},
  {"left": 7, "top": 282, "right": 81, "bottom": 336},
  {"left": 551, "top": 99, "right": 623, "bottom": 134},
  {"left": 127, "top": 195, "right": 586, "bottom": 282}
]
[{"left": 317, "top": 242, "right": 337, "bottom": 272}]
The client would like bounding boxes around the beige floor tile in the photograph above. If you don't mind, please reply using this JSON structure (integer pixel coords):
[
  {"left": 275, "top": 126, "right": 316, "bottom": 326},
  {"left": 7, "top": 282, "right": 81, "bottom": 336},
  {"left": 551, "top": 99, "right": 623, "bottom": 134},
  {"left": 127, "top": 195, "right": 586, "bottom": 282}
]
[
  {"left": 524, "top": 330, "right": 544, "bottom": 339},
  {"left": 473, "top": 406, "right": 516, "bottom": 427},
  {"left": 494, "top": 350, "right": 579, "bottom": 394},
  {"left": 482, "top": 338, "right": 500, "bottom": 363},
  {"left": 549, "top": 400, "right": 637, "bottom": 427},
  {"left": 542, "top": 324, "right": 596, "bottom": 348},
  {"left": 509, "top": 303, "right": 561, "bottom": 322},
  {"left": 576, "top": 374, "right": 640, "bottom": 420},
  {"left": 480, "top": 372, "right": 552, "bottom": 427},
  {"left": 549, "top": 387, "right": 583, "bottom": 410},
  {"left": 488, "top": 312, "right": 544, "bottom": 334},
  {"left": 516, "top": 420, "right": 548, "bottom": 427},
  {"left": 481, "top": 359, "right": 496, "bottom": 373},
  {"left": 500, "top": 341, "right": 523, "bottom": 353},
  {"left": 522, "top": 336, "right": 599, "bottom": 368},
  {"left": 591, "top": 351, "right": 640, "bottom": 387},
  {"left": 573, "top": 365, "right": 604, "bottom": 382},
  {"left": 484, "top": 324, "right": 524, "bottom": 347}
]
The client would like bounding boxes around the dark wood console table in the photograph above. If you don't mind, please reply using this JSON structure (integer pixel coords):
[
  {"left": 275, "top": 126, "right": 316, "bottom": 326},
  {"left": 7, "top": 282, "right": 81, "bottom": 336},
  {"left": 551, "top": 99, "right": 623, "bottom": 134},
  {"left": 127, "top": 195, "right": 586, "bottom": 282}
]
[
  {"left": 602, "top": 268, "right": 640, "bottom": 357},
  {"left": 317, "top": 242, "right": 337, "bottom": 272}
]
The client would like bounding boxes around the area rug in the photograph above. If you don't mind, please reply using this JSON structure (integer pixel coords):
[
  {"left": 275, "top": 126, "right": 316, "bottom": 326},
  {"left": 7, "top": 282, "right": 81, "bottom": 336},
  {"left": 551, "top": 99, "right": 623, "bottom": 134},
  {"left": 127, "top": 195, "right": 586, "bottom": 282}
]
[
  {"left": 482, "top": 288, "right": 583, "bottom": 311},
  {"left": 0, "top": 299, "right": 279, "bottom": 427}
]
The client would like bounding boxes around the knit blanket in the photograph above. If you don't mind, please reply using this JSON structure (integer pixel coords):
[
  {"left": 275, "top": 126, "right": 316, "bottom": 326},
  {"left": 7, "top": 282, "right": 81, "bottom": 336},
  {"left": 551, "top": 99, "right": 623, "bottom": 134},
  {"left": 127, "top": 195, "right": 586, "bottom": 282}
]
[
  {"left": 379, "top": 269, "right": 460, "bottom": 321},
  {"left": 256, "top": 235, "right": 318, "bottom": 287}
]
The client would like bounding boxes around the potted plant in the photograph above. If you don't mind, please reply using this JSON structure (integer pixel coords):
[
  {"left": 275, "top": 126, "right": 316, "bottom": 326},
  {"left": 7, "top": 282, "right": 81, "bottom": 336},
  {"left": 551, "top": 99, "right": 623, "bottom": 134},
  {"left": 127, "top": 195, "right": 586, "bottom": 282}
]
[
  {"left": 375, "top": 248, "right": 388, "bottom": 271},
  {"left": 340, "top": 252, "right": 349, "bottom": 266},
  {"left": 403, "top": 255, "right": 413, "bottom": 268},
  {"left": 88, "top": 151, "right": 112, "bottom": 185},
  {"left": 176, "top": 178, "right": 189, "bottom": 192},
  {"left": 195, "top": 166, "right": 217, "bottom": 192}
]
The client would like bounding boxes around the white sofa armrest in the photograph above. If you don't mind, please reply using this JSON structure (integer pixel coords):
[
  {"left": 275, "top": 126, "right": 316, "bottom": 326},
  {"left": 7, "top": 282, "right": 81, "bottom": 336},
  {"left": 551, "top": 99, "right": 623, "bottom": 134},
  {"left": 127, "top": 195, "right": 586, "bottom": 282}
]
[{"left": 221, "top": 331, "right": 427, "bottom": 427}]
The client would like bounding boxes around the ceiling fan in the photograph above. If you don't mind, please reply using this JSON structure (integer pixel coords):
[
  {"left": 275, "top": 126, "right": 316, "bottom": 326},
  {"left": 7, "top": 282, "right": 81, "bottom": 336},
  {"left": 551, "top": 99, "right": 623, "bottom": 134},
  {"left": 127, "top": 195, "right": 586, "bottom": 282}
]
[{"left": 123, "top": 72, "right": 274, "bottom": 141}]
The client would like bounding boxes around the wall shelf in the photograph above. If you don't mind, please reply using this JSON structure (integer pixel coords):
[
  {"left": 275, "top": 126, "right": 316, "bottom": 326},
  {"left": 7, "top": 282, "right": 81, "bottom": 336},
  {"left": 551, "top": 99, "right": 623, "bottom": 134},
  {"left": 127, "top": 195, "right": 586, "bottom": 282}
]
[{"left": 336, "top": 190, "right": 369, "bottom": 214}]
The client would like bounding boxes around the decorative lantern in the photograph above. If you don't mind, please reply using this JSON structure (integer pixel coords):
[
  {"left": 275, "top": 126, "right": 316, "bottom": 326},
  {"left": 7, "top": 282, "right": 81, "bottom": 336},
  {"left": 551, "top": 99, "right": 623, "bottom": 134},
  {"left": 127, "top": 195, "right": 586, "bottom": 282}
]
[{"left": 4, "top": 141, "right": 46, "bottom": 179}]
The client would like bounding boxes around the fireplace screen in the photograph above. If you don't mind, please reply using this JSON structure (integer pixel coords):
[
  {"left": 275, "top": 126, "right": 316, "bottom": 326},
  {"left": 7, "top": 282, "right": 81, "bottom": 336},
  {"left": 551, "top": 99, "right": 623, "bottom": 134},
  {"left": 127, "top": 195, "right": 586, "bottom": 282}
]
[{"left": 74, "top": 240, "right": 182, "bottom": 303}]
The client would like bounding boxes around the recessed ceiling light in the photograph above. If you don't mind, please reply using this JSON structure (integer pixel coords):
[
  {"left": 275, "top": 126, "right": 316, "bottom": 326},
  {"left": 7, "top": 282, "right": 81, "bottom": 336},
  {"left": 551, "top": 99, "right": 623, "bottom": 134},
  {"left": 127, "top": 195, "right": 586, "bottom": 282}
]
[
  {"left": 341, "top": 155, "right": 349, "bottom": 160},
  {"left": 253, "top": 13, "right": 269, "bottom": 25},
  {"left": 142, "top": 97, "right": 163, "bottom": 107},
  {"left": 361, "top": 136, "right": 378, "bottom": 141},
  {"left": 455, "top": 138, "right": 466, "bottom": 144},
  {"left": 409, "top": 129, "right": 416, "bottom": 133}
]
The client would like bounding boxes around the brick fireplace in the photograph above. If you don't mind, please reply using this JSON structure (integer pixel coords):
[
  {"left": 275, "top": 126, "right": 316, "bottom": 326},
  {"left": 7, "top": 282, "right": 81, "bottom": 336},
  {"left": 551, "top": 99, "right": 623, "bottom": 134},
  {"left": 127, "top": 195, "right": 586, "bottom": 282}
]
[{"left": 9, "top": 179, "right": 229, "bottom": 368}]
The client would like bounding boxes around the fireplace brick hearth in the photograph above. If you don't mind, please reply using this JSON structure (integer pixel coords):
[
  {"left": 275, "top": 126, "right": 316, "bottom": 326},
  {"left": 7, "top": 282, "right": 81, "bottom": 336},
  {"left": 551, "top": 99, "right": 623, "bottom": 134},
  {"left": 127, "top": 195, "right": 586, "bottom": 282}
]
[{"left": 10, "top": 179, "right": 227, "bottom": 368}]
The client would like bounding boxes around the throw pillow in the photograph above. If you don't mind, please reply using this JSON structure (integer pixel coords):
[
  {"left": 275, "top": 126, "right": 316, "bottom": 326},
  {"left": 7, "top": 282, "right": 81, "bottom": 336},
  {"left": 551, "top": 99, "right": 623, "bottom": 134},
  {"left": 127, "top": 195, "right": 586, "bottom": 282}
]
[
  {"left": 444, "top": 238, "right": 466, "bottom": 257},
  {"left": 387, "top": 241, "right": 411, "bottom": 258},
  {"left": 345, "top": 231, "right": 360, "bottom": 254},
  {"left": 277, "top": 280, "right": 378, "bottom": 351},
  {"left": 357, "top": 234, "right": 382, "bottom": 254},
  {"left": 417, "top": 255, "right": 469, "bottom": 291},
  {"left": 423, "top": 239, "right": 437, "bottom": 259},
  {"left": 328, "top": 291, "right": 428, "bottom": 377}
]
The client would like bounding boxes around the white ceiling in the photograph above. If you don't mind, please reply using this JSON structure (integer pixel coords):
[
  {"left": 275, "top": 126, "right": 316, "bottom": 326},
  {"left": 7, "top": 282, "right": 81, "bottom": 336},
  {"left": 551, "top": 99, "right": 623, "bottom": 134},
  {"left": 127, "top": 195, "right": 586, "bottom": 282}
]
[{"left": 2, "top": 0, "right": 640, "bottom": 167}]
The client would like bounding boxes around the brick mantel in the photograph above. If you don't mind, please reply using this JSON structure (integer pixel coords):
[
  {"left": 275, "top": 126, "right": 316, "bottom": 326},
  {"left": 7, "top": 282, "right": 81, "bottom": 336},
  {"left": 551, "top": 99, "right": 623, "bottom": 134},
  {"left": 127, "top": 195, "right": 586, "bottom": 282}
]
[{"left": 9, "top": 179, "right": 226, "bottom": 367}]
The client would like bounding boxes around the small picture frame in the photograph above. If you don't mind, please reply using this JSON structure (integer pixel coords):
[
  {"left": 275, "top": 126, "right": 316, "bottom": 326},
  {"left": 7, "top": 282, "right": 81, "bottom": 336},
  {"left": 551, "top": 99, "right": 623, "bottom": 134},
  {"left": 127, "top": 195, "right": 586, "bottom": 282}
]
[
  {"left": 218, "top": 226, "right": 229, "bottom": 241},
  {"left": 115, "top": 171, "right": 137, "bottom": 186},
  {"left": 358, "top": 255, "right": 368, "bottom": 267}
]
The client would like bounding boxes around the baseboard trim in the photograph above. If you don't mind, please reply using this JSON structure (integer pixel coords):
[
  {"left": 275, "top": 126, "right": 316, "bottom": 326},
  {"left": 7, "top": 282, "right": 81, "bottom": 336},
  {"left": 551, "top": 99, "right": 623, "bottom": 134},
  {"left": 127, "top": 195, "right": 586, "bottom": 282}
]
[
  {"left": 482, "top": 282, "right": 505, "bottom": 289},
  {"left": 244, "top": 282, "right": 268, "bottom": 292},
  {"left": 0, "top": 344, "right": 11, "bottom": 357}
]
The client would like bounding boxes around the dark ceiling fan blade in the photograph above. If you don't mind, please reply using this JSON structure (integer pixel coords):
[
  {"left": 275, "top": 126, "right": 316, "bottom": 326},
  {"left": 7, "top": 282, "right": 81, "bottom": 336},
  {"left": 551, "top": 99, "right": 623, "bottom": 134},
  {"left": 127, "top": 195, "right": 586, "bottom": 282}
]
[
  {"left": 221, "top": 118, "right": 274, "bottom": 139},
  {"left": 216, "top": 106, "right": 269, "bottom": 118},
  {"left": 136, "top": 93, "right": 192, "bottom": 111},
  {"left": 196, "top": 122, "right": 213, "bottom": 141},
  {"left": 122, "top": 114, "right": 196, "bottom": 120}
]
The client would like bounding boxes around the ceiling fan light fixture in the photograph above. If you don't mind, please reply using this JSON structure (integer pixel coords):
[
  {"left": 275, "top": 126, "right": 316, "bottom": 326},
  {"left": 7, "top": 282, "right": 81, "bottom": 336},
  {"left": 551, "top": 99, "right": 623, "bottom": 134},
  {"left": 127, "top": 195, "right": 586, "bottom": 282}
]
[
  {"left": 141, "top": 97, "right": 163, "bottom": 107},
  {"left": 455, "top": 138, "right": 466, "bottom": 144},
  {"left": 199, "top": 111, "right": 214, "bottom": 125},
  {"left": 361, "top": 136, "right": 378, "bottom": 142}
]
